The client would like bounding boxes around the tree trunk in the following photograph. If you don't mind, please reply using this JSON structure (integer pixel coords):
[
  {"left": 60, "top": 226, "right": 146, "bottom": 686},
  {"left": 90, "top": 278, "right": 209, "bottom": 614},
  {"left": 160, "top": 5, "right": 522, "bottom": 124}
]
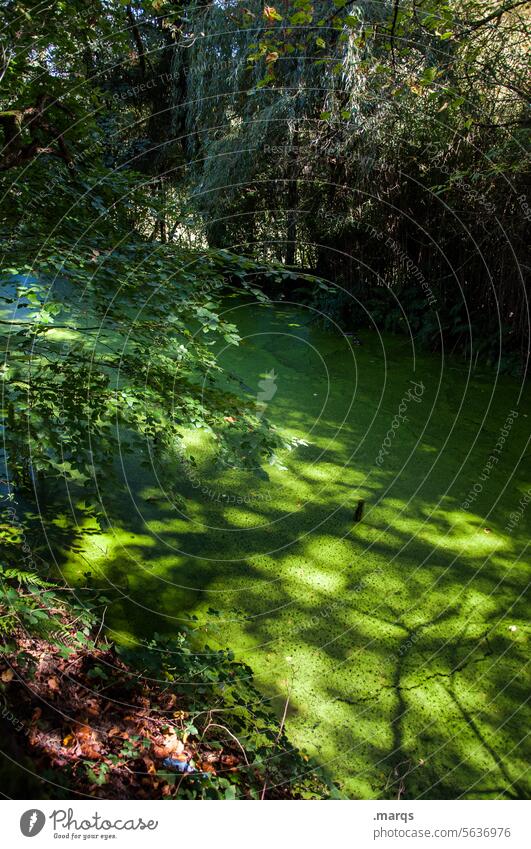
[{"left": 285, "top": 129, "right": 298, "bottom": 267}]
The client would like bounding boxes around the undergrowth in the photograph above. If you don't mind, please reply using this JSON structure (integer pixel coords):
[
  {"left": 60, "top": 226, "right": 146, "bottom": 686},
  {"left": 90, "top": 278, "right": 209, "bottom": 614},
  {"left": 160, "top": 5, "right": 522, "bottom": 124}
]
[{"left": 0, "top": 556, "right": 333, "bottom": 800}]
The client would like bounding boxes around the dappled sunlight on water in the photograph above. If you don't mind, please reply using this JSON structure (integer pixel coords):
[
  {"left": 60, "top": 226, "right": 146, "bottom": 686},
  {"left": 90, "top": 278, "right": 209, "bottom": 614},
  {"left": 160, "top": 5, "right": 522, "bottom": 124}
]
[{"left": 46, "top": 298, "right": 529, "bottom": 798}]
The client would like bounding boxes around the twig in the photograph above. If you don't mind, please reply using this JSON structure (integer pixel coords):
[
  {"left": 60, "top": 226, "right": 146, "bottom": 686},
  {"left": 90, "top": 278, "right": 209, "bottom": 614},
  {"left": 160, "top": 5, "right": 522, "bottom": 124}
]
[
  {"left": 464, "top": 0, "right": 529, "bottom": 32},
  {"left": 261, "top": 688, "right": 291, "bottom": 800},
  {"left": 203, "top": 722, "right": 250, "bottom": 766},
  {"left": 94, "top": 606, "right": 107, "bottom": 645}
]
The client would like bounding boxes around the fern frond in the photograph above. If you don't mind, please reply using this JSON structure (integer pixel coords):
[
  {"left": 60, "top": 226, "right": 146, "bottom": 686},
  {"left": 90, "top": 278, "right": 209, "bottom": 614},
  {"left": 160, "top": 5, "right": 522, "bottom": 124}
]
[{"left": 0, "top": 566, "right": 52, "bottom": 588}]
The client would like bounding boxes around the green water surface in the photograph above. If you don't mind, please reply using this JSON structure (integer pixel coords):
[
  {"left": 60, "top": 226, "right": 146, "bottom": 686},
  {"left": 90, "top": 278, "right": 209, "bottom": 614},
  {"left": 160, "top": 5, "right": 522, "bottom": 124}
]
[{"left": 60, "top": 298, "right": 530, "bottom": 799}]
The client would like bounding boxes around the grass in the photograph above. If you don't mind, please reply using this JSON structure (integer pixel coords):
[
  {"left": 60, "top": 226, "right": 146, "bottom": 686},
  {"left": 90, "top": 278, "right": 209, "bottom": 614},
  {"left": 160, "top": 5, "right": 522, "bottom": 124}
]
[{"left": 56, "top": 296, "right": 530, "bottom": 799}]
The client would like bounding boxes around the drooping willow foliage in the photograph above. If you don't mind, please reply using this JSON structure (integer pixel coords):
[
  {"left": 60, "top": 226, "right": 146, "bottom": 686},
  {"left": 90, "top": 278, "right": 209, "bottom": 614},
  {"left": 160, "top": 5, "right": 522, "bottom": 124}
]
[{"left": 175, "top": 1, "right": 385, "bottom": 255}]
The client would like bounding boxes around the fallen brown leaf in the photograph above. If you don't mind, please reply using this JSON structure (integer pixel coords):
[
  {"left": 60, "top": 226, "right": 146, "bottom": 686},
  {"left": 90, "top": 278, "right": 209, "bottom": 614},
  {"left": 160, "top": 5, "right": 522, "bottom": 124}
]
[
  {"left": 85, "top": 699, "right": 101, "bottom": 717},
  {"left": 74, "top": 723, "right": 101, "bottom": 759},
  {"left": 172, "top": 709, "right": 187, "bottom": 720},
  {"left": 155, "top": 732, "right": 184, "bottom": 757},
  {"left": 199, "top": 762, "right": 216, "bottom": 774},
  {"left": 142, "top": 756, "right": 157, "bottom": 775}
]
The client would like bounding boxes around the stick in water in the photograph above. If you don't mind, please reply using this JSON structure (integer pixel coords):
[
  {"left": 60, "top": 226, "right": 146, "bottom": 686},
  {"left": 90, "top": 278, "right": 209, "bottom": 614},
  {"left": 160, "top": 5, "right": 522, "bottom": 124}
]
[{"left": 354, "top": 499, "right": 365, "bottom": 523}]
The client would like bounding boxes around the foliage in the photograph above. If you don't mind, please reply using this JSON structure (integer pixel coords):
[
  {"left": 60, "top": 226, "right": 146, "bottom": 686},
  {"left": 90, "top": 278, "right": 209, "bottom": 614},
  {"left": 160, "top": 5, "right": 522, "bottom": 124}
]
[
  {"left": 130, "top": 0, "right": 528, "bottom": 369},
  {"left": 1, "top": 230, "right": 302, "bottom": 508},
  {"left": 0, "top": 560, "right": 96, "bottom": 642},
  {"left": 0, "top": 553, "right": 331, "bottom": 799},
  {"left": 0, "top": 0, "right": 528, "bottom": 800}
]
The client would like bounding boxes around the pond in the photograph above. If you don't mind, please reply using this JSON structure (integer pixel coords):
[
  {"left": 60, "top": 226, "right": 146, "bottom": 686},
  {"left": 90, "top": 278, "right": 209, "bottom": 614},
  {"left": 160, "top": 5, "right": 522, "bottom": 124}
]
[{"left": 58, "top": 295, "right": 530, "bottom": 799}]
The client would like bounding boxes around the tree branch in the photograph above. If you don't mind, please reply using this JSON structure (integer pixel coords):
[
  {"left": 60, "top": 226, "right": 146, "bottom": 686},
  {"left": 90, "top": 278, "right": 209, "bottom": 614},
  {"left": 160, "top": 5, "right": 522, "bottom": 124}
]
[
  {"left": 126, "top": 4, "right": 148, "bottom": 79},
  {"left": 0, "top": 96, "right": 73, "bottom": 171},
  {"left": 390, "top": 0, "right": 400, "bottom": 67}
]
